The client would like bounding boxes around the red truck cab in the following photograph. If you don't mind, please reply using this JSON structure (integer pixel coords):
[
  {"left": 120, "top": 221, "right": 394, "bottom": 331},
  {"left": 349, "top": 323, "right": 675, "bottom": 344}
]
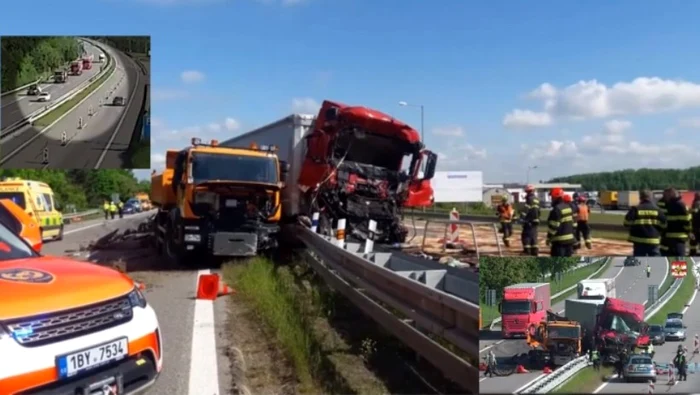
[
  {"left": 596, "top": 297, "right": 649, "bottom": 349},
  {"left": 499, "top": 283, "right": 551, "bottom": 338}
]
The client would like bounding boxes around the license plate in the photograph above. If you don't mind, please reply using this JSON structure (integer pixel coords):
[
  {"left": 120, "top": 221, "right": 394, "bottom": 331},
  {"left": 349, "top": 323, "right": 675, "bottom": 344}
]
[
  {"left": 225, "top": 199, "right": 238, "bottom": 207},
  {"left": 57, "top": 338, "right": 128, "bottom": 378}
]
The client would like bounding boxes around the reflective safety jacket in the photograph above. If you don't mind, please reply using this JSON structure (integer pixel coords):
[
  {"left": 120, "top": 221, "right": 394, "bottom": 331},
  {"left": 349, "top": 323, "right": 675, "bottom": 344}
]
[
  {"left": 624, "top": 200, "right": 666, "bottom": 245},
  {"left": 546, "top": 201, "right": 576, "bottom": 244},
  {"left": 103, "top": 202, "right": 109, "bottom": 212},
  {"left": 118, "top": 201, "right": 124, "bottom": 208},
  {"left": 664, "top": 197, "right": 692, "bottom": 241},
  {"left": 520, "top": 193, "right": 541, "bottom": 229},
  {"left": 497, "top": 203, "right": 514, "bottom": 223},
  {"left": 578, "top": 204, "right": 590, "bottom": 222},
  {"left": 109, "top": 203, "right": 117, "bottom": 212}
]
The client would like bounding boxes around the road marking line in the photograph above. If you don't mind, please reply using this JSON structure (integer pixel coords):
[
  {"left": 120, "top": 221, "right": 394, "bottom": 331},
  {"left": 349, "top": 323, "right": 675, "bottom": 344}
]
[
  {"left": 189, "top": 269, "right": 220, "bottom": 395},
  {"left": 63, "top": 211, "right": 153, "bottom": 235}
]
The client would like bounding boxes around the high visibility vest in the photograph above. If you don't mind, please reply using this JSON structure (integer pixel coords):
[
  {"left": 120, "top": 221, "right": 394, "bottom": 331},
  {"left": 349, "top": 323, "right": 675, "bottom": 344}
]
[
  {"left": 647, "top": 266, "right": 651, "bottom": 273},
  {"left": 578, "top": 204, "right": 589, "bottom": 221},
  {"left": 591, "top": 350, "right": 599, "bottom": 360},
  {"left": 118, "top": 202, "right": 124, "bottom": 208},
  {"left": 109, "top": 203, "right": 117, "bottom": 212},
  {"left": 103, "top": 203, "right": 109, "bottom": 211}
]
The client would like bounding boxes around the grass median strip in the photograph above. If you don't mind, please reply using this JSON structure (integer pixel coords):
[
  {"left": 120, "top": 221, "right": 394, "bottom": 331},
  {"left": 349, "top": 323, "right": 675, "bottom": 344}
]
[{"left": 33, "top": 63, "right": 115, "bottom": 128}]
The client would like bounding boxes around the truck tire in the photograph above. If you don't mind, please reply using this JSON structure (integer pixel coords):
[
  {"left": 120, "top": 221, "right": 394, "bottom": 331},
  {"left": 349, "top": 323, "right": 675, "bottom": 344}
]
[{"left": 57, "top": 225, "right": 64, "bottom": 241}]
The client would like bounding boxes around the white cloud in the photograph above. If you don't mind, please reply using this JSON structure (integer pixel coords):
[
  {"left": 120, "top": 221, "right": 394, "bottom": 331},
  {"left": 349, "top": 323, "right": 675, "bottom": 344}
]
[
  {"left": 181, "top": 70, "right": 205, "bottom": 84},
  {"left": 151, "top": 153, "right": 166, "bottom": 168},
  {"left": 505, "top": 77, "right": 700, "bottom": 126},
  {"left": 502, "top": 109, "right": 553, "bottom": 128},
  {"left": 432, "top": 126, "right": 464, "bottom": 137},
  {"left": 224, "top": 117, "right": 240, "bottom": 131},
  {"left": 679, "top": 118, "right": 700, "bottom": 128},
  {"left": 604, "top": 119, "right": 632, "bottom": 134},
  {"left": 291, "top": 97, "right": 320, "bottom": 113},
  {"left": 152, "top": 88, "right": 188, "bottom": 101},
  {"left": 207, "top": 123, "right": 221, "bottom": 132}
]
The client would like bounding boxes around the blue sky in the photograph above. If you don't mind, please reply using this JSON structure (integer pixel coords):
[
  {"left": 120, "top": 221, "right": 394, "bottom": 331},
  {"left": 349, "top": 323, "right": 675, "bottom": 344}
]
[{"left": 3, "top": 0, "right": 700, "bottom": 182}]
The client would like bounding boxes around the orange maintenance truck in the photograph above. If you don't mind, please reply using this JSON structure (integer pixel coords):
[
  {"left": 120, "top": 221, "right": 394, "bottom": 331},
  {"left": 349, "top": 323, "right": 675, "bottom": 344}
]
[
  {"left": 0, "top": 217, "right": 163, "bottom": 394},
  {"left": 151, "top": 138, "right": 288, "bottom": 264}
]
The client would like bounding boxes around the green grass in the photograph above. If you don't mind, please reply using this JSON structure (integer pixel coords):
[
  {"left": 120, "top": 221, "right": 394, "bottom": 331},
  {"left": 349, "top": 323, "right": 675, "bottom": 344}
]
[
  {"left": 646, "top": 258, "right": 695, "bottom": 325},
  {"left": 124, "top": 139, "right": 150, "bottom": 168},
  {"left": 480, "top": 259, "right": 610, "bottom": 329},
  {"left": 33, "top": 62, "right": 115, "bottom": 128},
  {"left": 223, "top": 256, "right": 321, "bottom": 394},
  {"left": 552, "top": 366, "right": 613, "bottom": 393},
  {"left": 655, "top": 257, "right": 679, "bottom": 304}
]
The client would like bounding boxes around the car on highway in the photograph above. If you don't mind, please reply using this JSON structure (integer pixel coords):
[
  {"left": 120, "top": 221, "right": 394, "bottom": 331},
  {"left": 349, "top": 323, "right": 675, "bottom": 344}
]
[
  {"left": 663, "top": 315, "right": 687, "bottom": 341},
  {"left": 123, "top": 202, "right": 138, "bottom": 215},
  {"left": 624, "top": 256, "right": 641, "bottom": 266},
  {"left": 0, "top": 218, "right": 163, "bottom": 394},
  {"left": 648, "top": 324, "right": 666, "bottom": 345},
  {"left": 113, "top": 96, "right": 125, "bottom": 106},
  {"left": 623, "top": 354, "right": 656, "bottom": 382},
  {"left": 37, "top": 92, "right": 51, "bottom": 102},
  {"left": 126, "top": 198, "right": 142, "bottom": 213}
]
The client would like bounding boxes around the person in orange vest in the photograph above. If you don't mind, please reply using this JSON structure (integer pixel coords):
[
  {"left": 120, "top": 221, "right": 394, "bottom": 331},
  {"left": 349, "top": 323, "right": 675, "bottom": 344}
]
[
  {"left": 496, "top": 196, "right": 514, "bottom": 247},
  {"left": 575, "top": 195, "right": 592, "bottom": 249}
]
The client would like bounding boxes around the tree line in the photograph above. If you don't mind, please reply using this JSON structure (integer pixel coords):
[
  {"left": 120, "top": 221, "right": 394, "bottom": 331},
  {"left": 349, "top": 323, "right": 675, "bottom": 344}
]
[
  {"left": 479, "top": 257, "right": 581, "bottom": 303},
  {"left": 1, "top": 36, "right": 82, "bottom": 92},
  {"left": 89, "top": 36, "right": 150, "bottom": 55},
  {"left": 0, "top": 169, "right": 150, "bottom": 211},
  {"left": 548, "top": 166, "right": 700, "bottom": 191}
]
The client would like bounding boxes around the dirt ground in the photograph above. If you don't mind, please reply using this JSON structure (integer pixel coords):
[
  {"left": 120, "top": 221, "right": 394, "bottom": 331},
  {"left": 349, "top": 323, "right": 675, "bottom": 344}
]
[{"left": 403, "top": 220, "right": 632, "bottom": 259}]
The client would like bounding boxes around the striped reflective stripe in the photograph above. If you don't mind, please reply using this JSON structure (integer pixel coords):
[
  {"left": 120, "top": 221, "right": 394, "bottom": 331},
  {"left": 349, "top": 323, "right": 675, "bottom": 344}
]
[{"left": 40, "top": 215, "right": 63, "bottom": 227}]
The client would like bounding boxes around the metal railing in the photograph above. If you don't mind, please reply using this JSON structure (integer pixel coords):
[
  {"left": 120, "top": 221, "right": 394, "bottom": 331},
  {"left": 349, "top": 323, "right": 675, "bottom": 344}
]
[{"left": 297, "top": 222, "right": 477, "bottom": 393}]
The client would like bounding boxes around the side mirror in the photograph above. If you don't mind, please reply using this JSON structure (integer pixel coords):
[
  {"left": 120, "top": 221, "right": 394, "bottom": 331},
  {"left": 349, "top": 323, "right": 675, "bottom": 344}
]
[
  {"left": 422, "top": 151, "right": 437, "bottom": 180},
  {"left": 324, "top": 107, "right": 339, "bottom": 121}
]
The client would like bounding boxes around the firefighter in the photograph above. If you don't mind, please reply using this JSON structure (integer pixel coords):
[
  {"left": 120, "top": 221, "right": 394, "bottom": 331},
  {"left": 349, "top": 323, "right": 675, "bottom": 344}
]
[
  {"left": 519, "top": 185, "right": 541, "bottom": 256},
  {"left": 563, "top": 194, "right": 579, "bottom": 249},
  {"left": 575, "top": 195, "right": 592, "bottom": 249},
  {"left": 624, "top": 189, "right": 666, "bottom": 256},
  {"left": 546, "top": 188, "right": 576, "bottom": 257},
  {"left": 661, "top": 188, "right": 691, "bottom": 256},
  {"left": 103, "top": 200, "right": 109, "bottom": 220},
  {"left": 496, "top": 196, "right": 514, "bottom": 247},
  {"left": 690, "top": 192, "right": 700, "bottom": 255}
]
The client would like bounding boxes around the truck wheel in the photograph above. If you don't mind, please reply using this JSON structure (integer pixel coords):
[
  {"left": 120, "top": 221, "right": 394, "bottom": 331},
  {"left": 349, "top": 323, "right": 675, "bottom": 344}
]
[{"left": 57, "top": 225, "right": 64, "bottom": 241}]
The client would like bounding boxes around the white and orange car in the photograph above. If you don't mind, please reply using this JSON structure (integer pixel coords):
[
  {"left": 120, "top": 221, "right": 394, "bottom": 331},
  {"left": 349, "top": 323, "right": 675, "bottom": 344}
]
[{"left": 0, "top": 217, "right": 163, "bottom": 394}]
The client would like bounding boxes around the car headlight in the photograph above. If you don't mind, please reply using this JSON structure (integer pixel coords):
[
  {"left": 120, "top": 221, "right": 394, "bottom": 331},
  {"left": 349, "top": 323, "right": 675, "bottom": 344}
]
[{"left": 127, "top": 286, "right": 147, "bottom": 308}]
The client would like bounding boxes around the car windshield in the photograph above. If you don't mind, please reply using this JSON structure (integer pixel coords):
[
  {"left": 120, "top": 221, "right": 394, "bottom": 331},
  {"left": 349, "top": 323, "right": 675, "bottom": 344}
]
[
  {"left": 0, "top": 220, "right": 38, "bottom": 260},
  {"left": 191, "top": 152, "right": 278, "bottom": 185},
  {"left": 500, "top": 300, "right": 531, "bottom": 314},
  {"left": 665, "top": 321, "right": 683, "bottom": 329},
  {"left": 548, "top": 326, "right": 581, "bottom": 339},
  {"left": 0, "top": 192, "right": 26, "bottom": 209},
  {"left": 630, "top": 357, "right": 652, "bottom": 365},
  {"left": 649, "top": 325, "right": 663, "bottom": 334}
]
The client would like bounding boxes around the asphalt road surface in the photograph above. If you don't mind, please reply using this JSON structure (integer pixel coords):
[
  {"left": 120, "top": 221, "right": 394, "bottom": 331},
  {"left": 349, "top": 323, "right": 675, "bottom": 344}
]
[
  {"left": 595, "top": 258, "right": 699, "bottom": 394},
  {"left": 1, "top": 40, "right": 103, "bottom": 131},
  {"left": 41, "top": 212, "right": 233, "bottom": 395},
  {"left": 479, "top": 257, "right": 668, "bottom": 393},
  {"left": 0, "top": 39, "right": 148, "bottom": 169}
]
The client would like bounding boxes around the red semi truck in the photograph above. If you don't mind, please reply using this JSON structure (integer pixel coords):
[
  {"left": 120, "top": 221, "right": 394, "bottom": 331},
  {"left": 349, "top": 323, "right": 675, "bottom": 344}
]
[
  {"left": 82, "top": 54, "right": 93, "bottom": 70},
  {"left": 499, "top": 283, "right": 550, "bottom": 338},
  {"left": 70, "top": 60, "right": 83, "bottom": 75},
  {"left": 218, "top": 100, "right": 438, "bottom": 244}
]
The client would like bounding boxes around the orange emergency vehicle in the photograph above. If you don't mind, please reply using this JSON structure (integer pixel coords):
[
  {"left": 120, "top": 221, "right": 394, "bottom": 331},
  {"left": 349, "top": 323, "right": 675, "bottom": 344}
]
[
  {"left": 0, "top": 218, "right": 163, "bottom": 394},
  {"left": 0, "top": 199, "right": 42, "bottom": 252}
]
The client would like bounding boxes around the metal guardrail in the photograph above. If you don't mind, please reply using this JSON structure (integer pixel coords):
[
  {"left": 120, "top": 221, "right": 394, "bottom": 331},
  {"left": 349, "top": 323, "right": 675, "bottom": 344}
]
[
  {"left": 1, "top": 78, "right": 42, "bottom": 97},
  {"left": 297, "top": 223, "right": 477, "bottom": 393},
  {"left": 409, "top": 211, "right": 627, "bottom": 233},
  {"left": 516, "top": 260, "right": 685, "bottom": 393},
  {"left": 1, "top": 39, "right": 113, "bottom": 138}
]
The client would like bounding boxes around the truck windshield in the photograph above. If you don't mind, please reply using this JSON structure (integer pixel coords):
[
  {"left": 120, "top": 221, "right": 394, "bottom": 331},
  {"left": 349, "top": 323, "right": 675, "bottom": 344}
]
[
  {"left": 600, "top": 312, "right": 642, "bottom": 333},
  {"left": 0, "top": 193, "right": 26, "bottom": 209},
  {"left": 501, "top": 300, "right": 531, "bottom": 314},
  {"left": 548, "top": 326, "right": 580, "bottom": 339},
  {"left": 333, "top": 132, "right": 411, "bottom": 170},
  {"left": 191, "top": 153, "right": 278, "bottom": 185}
]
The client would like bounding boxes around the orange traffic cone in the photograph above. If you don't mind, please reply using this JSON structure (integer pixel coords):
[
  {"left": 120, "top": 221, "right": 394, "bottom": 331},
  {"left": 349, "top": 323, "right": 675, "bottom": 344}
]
[
  {"left": 543, "top": 366, "right": 552, "bottom": 374},
  {"left": 516, "top": 365, "right": 529, "bottom": 374},
  {"left": 196, "top": 273, "right": 235, "bottom": 300},
  {"left": 135, "top": 282, "right": 146, "bottom": 291}
]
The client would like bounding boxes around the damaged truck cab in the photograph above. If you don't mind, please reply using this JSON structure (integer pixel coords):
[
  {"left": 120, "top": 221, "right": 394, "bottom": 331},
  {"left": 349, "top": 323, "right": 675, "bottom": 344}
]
[
  {"left": 299, "top": 100, "right": 437, "bottom": 243},
  {"left": 151, "top": 138, "right": 288, "bottom": 264}
]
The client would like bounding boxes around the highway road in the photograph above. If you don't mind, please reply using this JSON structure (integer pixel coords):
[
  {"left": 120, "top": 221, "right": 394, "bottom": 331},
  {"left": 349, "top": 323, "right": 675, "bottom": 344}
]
[
  {"left": 595, "top": 258, "right": 699, "bottom": 394},
  {"left": 40, "top": 212, "right": 235, "bottom": 395},
  {"left": 0, "top": 40, "right": 148, "bottom": 169},
  {"left": 0, "top": 40, "right": 103, "bottom": 131},
  {"left": 479, "top": 257, "right": 669, "bottom": 393}
]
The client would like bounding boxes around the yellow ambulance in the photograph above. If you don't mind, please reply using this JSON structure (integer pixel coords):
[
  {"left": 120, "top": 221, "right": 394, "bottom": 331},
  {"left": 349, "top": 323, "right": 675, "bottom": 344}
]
[{"left": 0, "top": 178, "right": 64, "bottom": 241}]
